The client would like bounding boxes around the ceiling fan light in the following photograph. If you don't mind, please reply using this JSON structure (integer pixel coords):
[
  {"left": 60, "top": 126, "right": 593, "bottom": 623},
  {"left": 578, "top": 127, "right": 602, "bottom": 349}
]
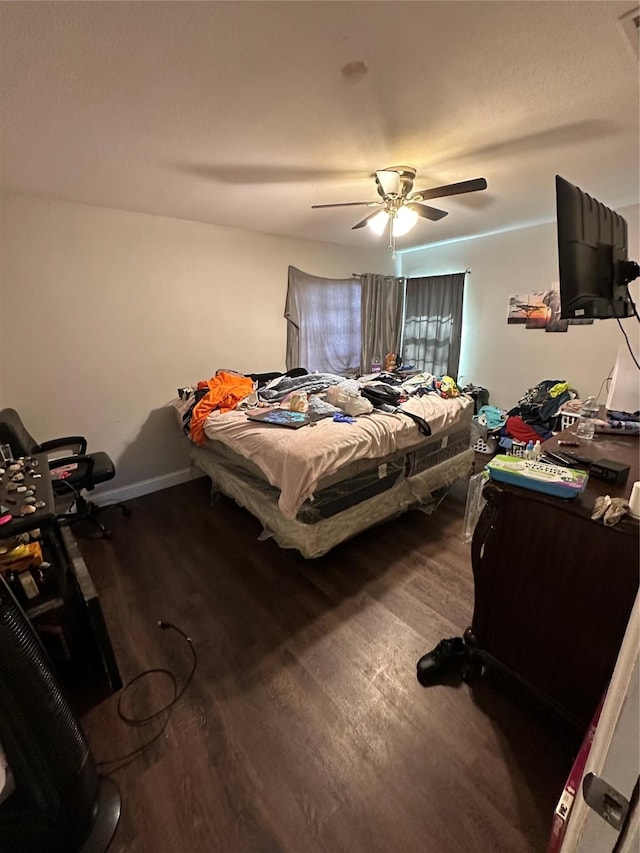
[
  {"left": 392, "top": 205, "right": 419, "bottom": 236},
  {"left": 376, "top": 169, "right": 402, "bottom": 197},
  {"left": 367, "top": 210, "right": 389, "bottom": 236}
]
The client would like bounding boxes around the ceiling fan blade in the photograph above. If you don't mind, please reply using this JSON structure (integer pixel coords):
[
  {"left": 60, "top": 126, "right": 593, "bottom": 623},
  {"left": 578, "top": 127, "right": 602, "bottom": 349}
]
[
  {"left": 408, "top": 203, "right": 448, "bottom": 222},
  {"left": 412, "top": 177, "right": 487, "bottom": 202},
  {"left": 311, "top": 201, "right": 377, "bottom": 209},
  {"left": 352, "top": 210, "right": 385, "bottom": 230}
]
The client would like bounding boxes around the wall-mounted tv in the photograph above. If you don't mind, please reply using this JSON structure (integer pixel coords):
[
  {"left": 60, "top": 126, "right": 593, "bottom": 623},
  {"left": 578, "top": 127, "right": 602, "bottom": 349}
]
[{"left": 556, "top": 175, "right": 638, "bottom": 320}]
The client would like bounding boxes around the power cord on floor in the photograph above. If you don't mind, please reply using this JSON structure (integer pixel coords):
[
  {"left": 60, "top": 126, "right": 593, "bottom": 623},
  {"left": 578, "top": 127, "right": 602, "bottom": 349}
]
[{"left": 95, "top": 621, "right": 197, "bottom": 774}]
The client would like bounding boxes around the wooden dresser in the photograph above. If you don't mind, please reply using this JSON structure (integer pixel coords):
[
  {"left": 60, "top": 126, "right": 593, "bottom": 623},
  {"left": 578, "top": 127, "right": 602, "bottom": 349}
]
[{"left": 466, "top": 430, "right": 639, "bottom": 732}]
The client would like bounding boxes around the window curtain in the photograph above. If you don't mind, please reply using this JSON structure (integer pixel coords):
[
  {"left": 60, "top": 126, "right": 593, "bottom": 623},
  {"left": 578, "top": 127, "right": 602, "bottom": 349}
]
[
  {"left": 403, "top": 272, "right": 465, "bottom": 377},
  {"left": 359, "top": 273, "right": 404, "bottom": 373},
  {"left": 285, "top": 266, "right": 361, "bottom": 373}
]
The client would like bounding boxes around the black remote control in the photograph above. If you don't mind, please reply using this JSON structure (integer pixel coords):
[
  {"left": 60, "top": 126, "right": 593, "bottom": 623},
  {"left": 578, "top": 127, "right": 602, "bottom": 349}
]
[
  {"left": 542, "top": 451, "right": 580, "bottom": 468},
  {"left": 557, "top": 450, "right": 592, "bottom": 467}
]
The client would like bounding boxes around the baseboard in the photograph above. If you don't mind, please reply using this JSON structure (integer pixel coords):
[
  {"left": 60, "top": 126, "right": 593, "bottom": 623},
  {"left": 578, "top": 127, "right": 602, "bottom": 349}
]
[{"left": 91, "top": 467, "right": 205, "bottom": 505}]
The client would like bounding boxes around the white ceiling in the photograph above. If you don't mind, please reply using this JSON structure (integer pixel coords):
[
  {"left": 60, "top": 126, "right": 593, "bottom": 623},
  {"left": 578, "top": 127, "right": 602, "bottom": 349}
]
[{"left": 1, "top": 1, "right": 638, "bottom": 251}]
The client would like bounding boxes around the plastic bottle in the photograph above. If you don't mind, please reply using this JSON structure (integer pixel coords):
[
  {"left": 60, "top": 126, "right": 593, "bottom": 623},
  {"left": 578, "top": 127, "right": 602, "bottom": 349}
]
[
  {"left": 575, "top": 396, "right": 599, "bottom": 440},
  {"left": 525, "top": 440, "right": 534, "bottom": 459},
  {"left": 532, "top": 440, "right": 541, "bottom": 460}
]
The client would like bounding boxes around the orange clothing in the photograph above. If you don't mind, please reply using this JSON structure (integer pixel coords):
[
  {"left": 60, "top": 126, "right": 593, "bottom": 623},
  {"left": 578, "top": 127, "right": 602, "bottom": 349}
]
[{"left": 190, "top": 371, "right": 254, "bottom": 445}]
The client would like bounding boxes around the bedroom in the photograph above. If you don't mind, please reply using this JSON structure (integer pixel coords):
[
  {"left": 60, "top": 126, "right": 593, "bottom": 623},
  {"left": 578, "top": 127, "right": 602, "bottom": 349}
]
[{"left": 1, "top": 2, "right": 639, "bottom": 852}]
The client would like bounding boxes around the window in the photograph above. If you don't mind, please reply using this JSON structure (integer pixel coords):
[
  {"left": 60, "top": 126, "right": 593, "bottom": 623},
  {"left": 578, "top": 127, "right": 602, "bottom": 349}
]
[
  {"left": 285, "top": 267, "right": 361, "bottom": 373},
  {"left": 402, "top": 273, "right": 465, "bottom": 377},
  {"left": 285, "top": 267, "right": 466, "bottom": 379}
]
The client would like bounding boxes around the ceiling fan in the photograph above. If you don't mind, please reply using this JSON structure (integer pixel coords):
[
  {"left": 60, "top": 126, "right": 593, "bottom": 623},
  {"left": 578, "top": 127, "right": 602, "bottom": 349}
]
[{"left": 311, "top": 166, "right": 487, "bottom": 254}]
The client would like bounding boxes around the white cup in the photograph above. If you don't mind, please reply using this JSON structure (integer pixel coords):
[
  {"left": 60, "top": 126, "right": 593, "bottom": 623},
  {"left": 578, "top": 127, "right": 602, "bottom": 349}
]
[{"left": 629, "top": 481, "right": 640, "bottom": 520}]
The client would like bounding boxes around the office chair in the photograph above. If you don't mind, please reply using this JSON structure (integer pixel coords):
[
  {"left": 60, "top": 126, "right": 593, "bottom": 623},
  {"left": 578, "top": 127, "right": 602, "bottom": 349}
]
[{"left": 0, "top": 407, "right": 130, "bottom": 538}]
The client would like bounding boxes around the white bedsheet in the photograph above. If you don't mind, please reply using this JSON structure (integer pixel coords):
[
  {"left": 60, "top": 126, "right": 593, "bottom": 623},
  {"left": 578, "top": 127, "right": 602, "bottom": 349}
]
[{"left": 203, "top": 394, "right": 473, "bottom": 519}]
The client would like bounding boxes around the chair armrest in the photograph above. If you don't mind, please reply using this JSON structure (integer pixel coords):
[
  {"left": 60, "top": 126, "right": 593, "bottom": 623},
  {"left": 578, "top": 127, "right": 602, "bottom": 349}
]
[
  {"left": 49, "top": 454, "right": 95, "bottom": 483},
  {"left": 39, "top": 436, "right": 88, "bottom": 456}
]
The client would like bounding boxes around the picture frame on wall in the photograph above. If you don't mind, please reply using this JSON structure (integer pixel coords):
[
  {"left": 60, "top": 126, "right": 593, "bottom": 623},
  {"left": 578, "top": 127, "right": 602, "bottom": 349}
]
[
  {"left": 507, "top": 293, "right": 542, "bottom": 324},
  {"left": 507, "top": 287, "right": 571, "bottom": 332},
  {"left": 543, "top": 288, "right": 568, "bottom": 332}
]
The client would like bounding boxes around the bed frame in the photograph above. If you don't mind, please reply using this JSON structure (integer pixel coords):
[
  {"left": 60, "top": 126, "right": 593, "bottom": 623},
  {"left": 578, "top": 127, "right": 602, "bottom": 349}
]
[{"left": 190, "top": 421, "right": 473, "bottom": 558}]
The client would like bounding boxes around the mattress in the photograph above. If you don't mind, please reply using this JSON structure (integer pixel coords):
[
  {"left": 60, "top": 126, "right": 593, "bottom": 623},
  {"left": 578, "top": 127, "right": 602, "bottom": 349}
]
[
  {"left": 199, "top": 420, "right": 472, "bottom": 523},
  {"left": 183, "top": 384, "right": 474, "bottom": 557},
  {"left": 201, "top": 393, "right": 473, "bottom": 519}
]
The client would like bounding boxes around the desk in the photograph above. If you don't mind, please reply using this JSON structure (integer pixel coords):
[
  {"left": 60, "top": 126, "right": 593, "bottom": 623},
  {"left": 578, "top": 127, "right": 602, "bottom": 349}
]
[
  {"left": 0, "top": 453, "right": 57, "bottom": 536},
  {"left": 545, "top": 427, "right": 639, "bottom": 507},
  {"left": 467, "top": 433, "right": 639, "bottom": 732},
  {"left": 0, "top": 454, "right": 69, "bottom": 602},
  {"left": 0, "top": 454, "right": 121, "bottom": 700}
]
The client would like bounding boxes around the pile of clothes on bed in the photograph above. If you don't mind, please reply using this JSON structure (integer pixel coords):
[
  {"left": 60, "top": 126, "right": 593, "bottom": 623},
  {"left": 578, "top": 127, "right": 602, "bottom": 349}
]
[{"left": 175, "top": 367, "right": 468, "bottom": 445}]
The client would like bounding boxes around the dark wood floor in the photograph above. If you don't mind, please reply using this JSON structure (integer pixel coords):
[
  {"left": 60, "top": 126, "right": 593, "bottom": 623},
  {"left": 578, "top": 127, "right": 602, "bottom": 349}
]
[{"left": 78, "top": 477, "right": 572, "bottom": 853}]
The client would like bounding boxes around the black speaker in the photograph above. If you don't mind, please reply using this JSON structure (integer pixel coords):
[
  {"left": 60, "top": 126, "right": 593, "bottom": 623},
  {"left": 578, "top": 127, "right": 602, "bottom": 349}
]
[{"left": 0, "top": 575, "right": 121, "bottom": 852}]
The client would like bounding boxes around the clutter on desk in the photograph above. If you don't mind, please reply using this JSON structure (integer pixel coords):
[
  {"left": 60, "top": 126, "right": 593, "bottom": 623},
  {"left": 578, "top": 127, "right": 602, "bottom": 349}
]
[
  {"left": 628, "top": 481, "right": 640, "bottom": 519},
  {"left": 589, "top": 458, "right": 630, "bottom": 487},
  {"left": 486, "top": 454, "right": 589, "bottom": 499},
  {"left": 590, "top": 495, "right": 629, "bottom": 527},
  {"left": 472, "top": 379, "right": 572, "bottom": 450},
  {"left": 557, "top": 399, "right": 640, "bottom": 435},
  {"left": 471, "top": 379, "right": 579, "bottom": 457},
  {"left": 0, "top": 456, "right": 48, "bottom": 524}
]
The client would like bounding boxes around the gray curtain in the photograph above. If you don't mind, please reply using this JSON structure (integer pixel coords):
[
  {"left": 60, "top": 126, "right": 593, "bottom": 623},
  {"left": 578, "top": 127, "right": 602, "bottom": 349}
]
[
  {"left": 403, "top": 272, "right": 465, "bottom": 377},
  {"left": 285, "top": 266, "right": 361, "bottom": 373},
  {"left": 359, "top": 273, "right": 404, "bottom": 373}
]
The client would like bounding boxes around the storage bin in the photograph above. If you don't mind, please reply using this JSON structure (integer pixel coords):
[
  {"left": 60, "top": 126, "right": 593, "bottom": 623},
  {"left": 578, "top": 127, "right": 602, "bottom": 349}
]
[{"left": 559, "top": 411, "right": 580, "bottom": 431}]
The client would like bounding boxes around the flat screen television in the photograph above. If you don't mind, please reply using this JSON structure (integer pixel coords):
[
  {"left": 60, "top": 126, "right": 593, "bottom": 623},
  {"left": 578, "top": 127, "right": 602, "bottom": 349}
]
[{"left": 555, "top": 175, "right": 638, "bottom": 320}]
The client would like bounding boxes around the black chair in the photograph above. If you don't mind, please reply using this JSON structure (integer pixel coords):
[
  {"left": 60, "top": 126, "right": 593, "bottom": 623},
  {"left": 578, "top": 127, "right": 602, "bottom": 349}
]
[{"left": 0, "top": 407, "right": 130, "bottom": 538}]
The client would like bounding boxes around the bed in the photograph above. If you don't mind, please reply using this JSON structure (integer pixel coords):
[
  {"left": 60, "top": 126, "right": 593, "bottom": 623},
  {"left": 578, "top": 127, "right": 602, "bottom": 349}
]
[{"left": 179, "top": 373, "right": 475, "bottom": 558}]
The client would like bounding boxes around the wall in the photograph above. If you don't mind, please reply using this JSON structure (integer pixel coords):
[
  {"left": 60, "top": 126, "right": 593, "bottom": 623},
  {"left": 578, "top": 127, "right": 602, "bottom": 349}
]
[
  {"left": 0, "top": 193, "right": 392, "bottom": 498},
  {"left": 400, "top": 205, "right": 640, "bottom": 409}
]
